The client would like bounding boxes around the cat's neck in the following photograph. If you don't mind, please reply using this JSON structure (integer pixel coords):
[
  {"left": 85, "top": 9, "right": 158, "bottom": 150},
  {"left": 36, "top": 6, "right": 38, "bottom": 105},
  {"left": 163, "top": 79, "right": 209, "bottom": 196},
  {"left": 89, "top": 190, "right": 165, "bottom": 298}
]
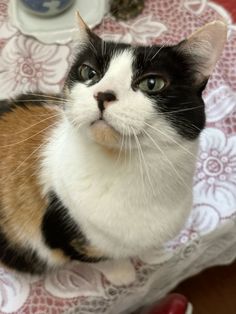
[{"left": 40, "top": 115, "right": 198, "bottom": 202}]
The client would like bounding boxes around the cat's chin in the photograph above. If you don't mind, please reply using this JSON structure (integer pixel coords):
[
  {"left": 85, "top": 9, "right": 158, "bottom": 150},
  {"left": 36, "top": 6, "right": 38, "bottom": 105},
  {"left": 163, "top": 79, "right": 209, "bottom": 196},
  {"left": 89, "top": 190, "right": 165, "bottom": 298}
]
[{"left": 89, "top": 119, "right": 121, "bottom": 149}]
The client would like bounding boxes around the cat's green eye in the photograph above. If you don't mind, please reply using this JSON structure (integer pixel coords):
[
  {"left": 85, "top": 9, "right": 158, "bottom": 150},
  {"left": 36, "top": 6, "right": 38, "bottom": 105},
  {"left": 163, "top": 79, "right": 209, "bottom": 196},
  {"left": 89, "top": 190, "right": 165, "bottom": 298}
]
[
  {"left": 79, "top": 64, "right": 99, "bottom": 83},
  {"left": 138, "top": 76, "right": 166, "bottom": 93}
]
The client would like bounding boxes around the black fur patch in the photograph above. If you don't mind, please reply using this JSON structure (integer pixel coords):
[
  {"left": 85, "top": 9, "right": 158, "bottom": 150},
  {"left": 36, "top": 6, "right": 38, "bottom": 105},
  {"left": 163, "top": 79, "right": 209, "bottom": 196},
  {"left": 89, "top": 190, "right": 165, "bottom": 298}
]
[
  {"left": 132, "top": 46, "right": 206, "bottom": 139},
  {"left": 0, "top": 99, "right": 11, "bottom": 117},
  {"left": 42, "top": 192, "right": 103, "bottom": 263},
  {"left": 0, "top": 93, "right": 61, "bottom": 118},
  {"left": 0, "top": 224, "right": 46, "bottom": 274},
  {"left": 65, "top": 37, "right": 129, "bottom": 89}
]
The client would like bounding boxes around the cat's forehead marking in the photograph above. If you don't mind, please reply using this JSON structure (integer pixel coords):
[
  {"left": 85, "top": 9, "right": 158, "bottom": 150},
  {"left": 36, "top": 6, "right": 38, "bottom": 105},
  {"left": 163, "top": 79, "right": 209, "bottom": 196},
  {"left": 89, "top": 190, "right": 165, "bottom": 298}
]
[
  {"left": 108, "top": 49, "right": 133, "bottom": 72},
  {"left": 94, "top": 49, "right": 134, "bottom": 94}
]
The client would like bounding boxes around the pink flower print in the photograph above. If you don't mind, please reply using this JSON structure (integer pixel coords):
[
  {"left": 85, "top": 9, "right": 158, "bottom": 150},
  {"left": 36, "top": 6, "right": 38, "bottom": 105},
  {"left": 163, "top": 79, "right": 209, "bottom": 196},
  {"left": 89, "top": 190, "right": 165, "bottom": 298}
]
[
  {"left": 0, "top": 35, "right": 70, "bottom": 98},
  {"left": 194, "top": 128, "right": 236, "bottom": 217},
  {"left": 218, "top": 110, "right": 236, "bottom": 136},
  {"left": 0, "top": 1, "right": 7, "bottom": 19},
  {"left": 0, "top": 268, "right": 30, "bottom": 312},
  {"left": 0, "top": 38, "right": 6, "bottom": 51},
  {"left": 205, "top": 85, "right": 236, "bottom": 123},
  {"left": 101, "top": 15, "right": 167, "bottom": 44},
  {"left": 44, "top": 262, "right": 104, "bottom": 298},
  {"left": 17, "top": 281, "right": 76, "bottom": 314},
  {"left": 189, "top": 203, "right": 221, "bottom": 235},
  {"left": 184, "top": 0, "right": 207, "bottom": 15},
  {"left": 0, "top": 1, "right": 17, "bottom": 39}
]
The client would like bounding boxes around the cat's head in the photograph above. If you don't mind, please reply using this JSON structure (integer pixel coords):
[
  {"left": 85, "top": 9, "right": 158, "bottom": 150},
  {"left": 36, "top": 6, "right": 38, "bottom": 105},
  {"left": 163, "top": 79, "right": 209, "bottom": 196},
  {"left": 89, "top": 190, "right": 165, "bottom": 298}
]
[{"left": 64, "top": 14, "right": 227, "bottom": 151}]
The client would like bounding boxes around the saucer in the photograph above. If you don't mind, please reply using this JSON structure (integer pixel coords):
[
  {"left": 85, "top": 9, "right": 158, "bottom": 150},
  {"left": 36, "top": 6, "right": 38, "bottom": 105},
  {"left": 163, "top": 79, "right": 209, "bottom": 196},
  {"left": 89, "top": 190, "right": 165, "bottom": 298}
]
[{"left": 8, "top": 0, "right": 109, "bottom": 44}]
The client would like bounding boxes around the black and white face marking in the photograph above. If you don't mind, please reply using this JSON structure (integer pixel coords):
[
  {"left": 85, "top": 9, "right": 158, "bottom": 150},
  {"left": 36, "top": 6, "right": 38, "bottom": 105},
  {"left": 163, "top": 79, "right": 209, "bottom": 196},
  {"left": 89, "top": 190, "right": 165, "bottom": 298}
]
[{"left": 64, "top": 20, "right": 226, "bottom": 147}]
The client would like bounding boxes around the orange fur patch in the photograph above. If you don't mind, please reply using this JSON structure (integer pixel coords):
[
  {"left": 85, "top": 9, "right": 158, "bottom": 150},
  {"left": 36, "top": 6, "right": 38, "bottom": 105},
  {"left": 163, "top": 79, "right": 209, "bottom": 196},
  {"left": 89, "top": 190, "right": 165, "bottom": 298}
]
[
  {"left": 0, "top": 104, "right": 60, "bottom": 249},
  {"left": 70, "top": 238, "right": 103, "bottom": 258}
]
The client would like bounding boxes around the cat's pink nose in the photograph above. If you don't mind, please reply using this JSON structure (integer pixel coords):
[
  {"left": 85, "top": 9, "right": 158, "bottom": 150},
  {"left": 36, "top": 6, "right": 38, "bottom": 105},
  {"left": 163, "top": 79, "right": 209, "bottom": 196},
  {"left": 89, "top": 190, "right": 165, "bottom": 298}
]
[{"left": 94, "top": 90, "right": 117, "bottom": 113}]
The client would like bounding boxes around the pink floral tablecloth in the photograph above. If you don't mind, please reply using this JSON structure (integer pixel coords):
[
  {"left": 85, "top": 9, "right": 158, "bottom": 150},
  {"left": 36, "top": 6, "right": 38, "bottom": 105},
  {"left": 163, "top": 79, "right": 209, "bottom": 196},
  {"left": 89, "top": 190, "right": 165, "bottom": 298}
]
[{"left": 0, "top": 0, "right": 236, "bottom": 313}]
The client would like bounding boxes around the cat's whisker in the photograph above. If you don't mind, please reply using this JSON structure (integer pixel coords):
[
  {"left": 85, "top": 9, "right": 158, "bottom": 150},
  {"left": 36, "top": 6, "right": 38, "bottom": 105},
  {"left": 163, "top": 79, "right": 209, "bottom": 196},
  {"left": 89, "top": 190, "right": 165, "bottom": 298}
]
[
  {"left": 144, "top": 122, "right": 196, "bottom": 158},
  {"left": 0, "top": 126, "right": 71, "bottom": 187},
  {"left": 166, "top": 105, "right": 204, "bottom": 114},
  {"left": 0, "top": 142, "right": 45, "bottom": 184},
  {"left": 177, "top": 119, "right": 203, "bottom": 132},
  {"left": 131, "top": 129, "right": 151, "bottom": 205},
  {"left": 188, "top": 123, "right": 203, "bottom": 132},
  {"left": 128, "top": 126, "right": 132, "bottom": 166},
  {"left": 13, "top": 110, "right": 61, "bottom": 117},
  {"left": 115, "top": 128, "right": 125, "bottom": 165},
  {"left": 0, "top": 122, "right": 72, "bottom": 185},
  {"left": 105, "top": 105, "right": 204, "bottom": 124},
  {"left": 12, "top": 113, "right": 61, "bottom": 135},
  {"left": 125, "top": 126, "right": 131, "bottom": 165},
  {"left": 3, "top": 122, "right": 73, "bottom": 182},
  {"left": 0, "top": 122, "right": 59, "bottom": 148},
  {"left": 69, "top": 119, "right": 85, "bottom": 131},
  {"left": 24, "top": 93, "right": 67, "bottom": 102},
  {"left": 142, "top": 128, "right": 191, "bottom": 192},
  {"left": 11, "top": 99, "right": 65, "bottom": 105},
  {"left": 178, "top": 101, "right": 197, "bottom": 105},
  {"left": 130, "top": 127, "right": 146, "bottom": 196},
  {"left": 131, "top": 126, "right": 155, "bottom": 196},
  {"left": 150, "top": 39, "right": 171, "bottom": 61},
  {"left": 144, "top": 45, "right": 154, "bottom": 63},
  {"left": 88, "top": 39, "right": 98, "bottom": 56},
  {"left": 10, "top": 97, "right": 77, "bottom": 108},
  {"left": 120, "top": 124, "right": 128, "bottom": 165},
  {"left": 164, "top": 95, "right": 192, "bottom": 99}
]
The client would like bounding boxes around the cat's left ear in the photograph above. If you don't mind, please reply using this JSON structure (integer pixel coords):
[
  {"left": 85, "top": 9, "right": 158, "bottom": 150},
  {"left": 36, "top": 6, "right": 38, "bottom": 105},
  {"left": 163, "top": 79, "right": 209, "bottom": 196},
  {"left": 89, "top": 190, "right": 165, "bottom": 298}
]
[
  {"left": 176, "top": 21, "right": 227, "bottom": 84},
  {"left": 74, "top": 11, "right": 100, "bottom": 44}
]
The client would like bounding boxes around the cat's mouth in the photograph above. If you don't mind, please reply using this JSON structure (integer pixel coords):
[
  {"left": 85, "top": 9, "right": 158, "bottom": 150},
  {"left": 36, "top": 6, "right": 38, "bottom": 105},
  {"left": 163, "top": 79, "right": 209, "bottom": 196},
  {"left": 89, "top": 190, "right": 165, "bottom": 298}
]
[
  {"left": 89, "top": 118, "right": 121, "bottom": 147},
  {"left": 90, "top": 117, "right": 104, "bottom": 126},
  {"left": 90, "top": 116, "right": 117, "bottom": 131}
]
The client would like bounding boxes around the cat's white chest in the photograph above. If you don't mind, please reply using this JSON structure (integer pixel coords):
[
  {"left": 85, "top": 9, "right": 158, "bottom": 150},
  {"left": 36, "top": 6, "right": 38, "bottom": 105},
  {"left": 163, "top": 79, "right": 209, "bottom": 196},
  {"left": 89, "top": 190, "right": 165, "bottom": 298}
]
[
  {"left": 58, "top": 178, "right": 163, "bottom": 257},
  {"left": 58, "top": 169, "right": 190, "bottom": 258},
  {"left": 41, "top": 120, "right": 194, "bottom": 259}
]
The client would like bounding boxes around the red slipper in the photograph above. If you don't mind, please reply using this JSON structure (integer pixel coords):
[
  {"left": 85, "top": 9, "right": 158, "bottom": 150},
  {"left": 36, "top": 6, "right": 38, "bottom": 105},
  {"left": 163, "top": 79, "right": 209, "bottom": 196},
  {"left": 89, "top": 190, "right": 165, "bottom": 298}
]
[{"left": 145, "top": 294, "right": 192, "bottom": 314}]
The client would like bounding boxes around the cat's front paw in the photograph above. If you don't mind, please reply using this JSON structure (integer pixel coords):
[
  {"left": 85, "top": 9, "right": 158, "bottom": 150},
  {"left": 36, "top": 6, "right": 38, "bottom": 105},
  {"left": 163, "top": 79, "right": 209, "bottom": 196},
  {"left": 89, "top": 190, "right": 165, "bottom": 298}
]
[{"left": 92, "top": 259, "right": 136, "bottom": 286}]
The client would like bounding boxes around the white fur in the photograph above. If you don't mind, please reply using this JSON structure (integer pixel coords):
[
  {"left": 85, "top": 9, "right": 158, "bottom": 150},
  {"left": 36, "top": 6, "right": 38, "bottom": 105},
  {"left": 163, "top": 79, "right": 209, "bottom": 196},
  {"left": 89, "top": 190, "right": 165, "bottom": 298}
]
[{"left": 40, "top": 50, "right": 199, "bottom": 263}]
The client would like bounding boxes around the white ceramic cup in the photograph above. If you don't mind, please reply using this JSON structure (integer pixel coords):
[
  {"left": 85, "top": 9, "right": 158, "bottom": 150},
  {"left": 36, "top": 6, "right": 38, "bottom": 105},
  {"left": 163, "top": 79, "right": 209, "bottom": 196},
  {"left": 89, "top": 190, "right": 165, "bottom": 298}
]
[{"left": 21, "top": 0, "right": 76, "bottom": 17}]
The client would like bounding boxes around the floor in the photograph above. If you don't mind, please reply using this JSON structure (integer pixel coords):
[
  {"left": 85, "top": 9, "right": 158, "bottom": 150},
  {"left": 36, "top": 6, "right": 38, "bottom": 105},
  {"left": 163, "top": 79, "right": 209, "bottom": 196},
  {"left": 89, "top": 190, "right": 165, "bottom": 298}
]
[{"left": 174, "top": 262, "right": 236, "bottom": 314}]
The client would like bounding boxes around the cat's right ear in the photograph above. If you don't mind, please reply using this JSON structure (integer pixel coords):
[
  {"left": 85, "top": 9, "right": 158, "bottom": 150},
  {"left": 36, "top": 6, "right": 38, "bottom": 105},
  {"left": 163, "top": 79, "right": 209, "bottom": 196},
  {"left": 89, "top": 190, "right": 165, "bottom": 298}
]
[
  {"left": 74, "top": 11, "right": 90, "bottom": 42},
  {"left": 73, "top": 11, "right": 100, "bottom": 44}
]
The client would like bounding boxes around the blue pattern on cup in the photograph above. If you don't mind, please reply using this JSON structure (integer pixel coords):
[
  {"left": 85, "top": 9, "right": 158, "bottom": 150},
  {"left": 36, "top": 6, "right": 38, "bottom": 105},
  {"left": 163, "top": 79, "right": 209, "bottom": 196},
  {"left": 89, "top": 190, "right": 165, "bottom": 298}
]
[{"left": 21, "top": 0, "right": 75, "bottom": 16}]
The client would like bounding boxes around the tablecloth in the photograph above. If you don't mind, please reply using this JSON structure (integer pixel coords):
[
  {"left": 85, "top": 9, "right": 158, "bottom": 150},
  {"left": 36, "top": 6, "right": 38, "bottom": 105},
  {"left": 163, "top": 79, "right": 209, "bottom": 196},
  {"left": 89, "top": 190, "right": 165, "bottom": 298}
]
[{"left": 0, "top": 0, "right": 236, "bottom": 313}]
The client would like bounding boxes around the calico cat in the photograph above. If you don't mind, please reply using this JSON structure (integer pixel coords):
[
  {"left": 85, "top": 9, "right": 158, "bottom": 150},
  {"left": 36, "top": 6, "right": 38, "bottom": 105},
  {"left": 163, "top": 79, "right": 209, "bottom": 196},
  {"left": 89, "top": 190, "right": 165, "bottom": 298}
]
[{"left": 0, "top": 14, "right": 227, "bottom": 274}]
